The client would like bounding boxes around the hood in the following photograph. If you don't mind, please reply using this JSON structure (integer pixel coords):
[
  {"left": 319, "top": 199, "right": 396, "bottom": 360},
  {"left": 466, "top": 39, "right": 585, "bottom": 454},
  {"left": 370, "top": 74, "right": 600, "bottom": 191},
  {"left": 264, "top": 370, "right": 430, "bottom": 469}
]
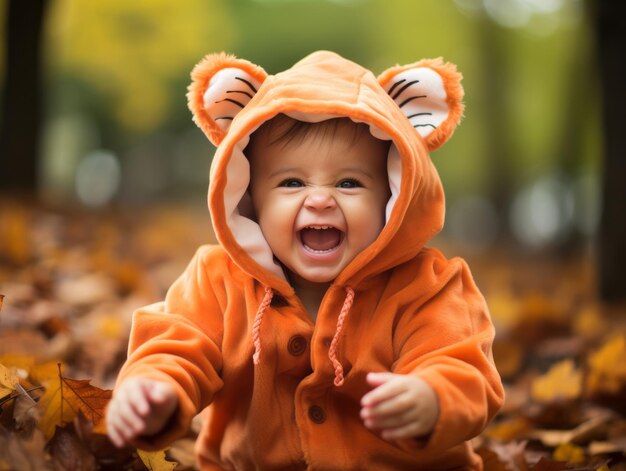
[{"left": 188, "top": 51, "right": 464, "bottom": 295}]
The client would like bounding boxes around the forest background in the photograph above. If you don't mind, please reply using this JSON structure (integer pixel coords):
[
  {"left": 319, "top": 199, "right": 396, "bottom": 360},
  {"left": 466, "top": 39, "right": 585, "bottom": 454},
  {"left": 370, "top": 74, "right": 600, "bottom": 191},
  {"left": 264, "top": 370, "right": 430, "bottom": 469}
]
[{"left": 1, "top": 1, "right": 625, "bottom": 470}]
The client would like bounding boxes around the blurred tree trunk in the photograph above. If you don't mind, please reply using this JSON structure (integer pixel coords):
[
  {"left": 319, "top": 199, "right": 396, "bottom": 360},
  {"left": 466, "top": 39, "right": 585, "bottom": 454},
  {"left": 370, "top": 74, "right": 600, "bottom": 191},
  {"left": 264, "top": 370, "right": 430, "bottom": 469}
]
[
  {"left": 0, "top": 0, "right": 48, "bottom": 196},
  {"left": 476, "top": 17, "right": 516, "bottom": 242},
  {"left": 594, "top": 1, "right": 626, "bottom": 302}
]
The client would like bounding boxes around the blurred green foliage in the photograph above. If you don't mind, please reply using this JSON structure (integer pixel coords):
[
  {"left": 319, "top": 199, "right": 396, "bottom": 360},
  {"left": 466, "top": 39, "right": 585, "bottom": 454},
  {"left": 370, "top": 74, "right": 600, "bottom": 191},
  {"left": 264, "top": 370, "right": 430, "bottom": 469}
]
[{"left": 0, "top": 0, "right": 601, "bottom": 247}]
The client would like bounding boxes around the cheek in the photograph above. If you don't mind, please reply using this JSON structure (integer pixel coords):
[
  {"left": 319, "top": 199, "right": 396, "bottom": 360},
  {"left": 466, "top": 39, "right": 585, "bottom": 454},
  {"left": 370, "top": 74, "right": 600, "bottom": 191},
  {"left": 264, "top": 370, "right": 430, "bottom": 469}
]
[{"left": 257, "top": 195, "right": 298, "bottom": 234}]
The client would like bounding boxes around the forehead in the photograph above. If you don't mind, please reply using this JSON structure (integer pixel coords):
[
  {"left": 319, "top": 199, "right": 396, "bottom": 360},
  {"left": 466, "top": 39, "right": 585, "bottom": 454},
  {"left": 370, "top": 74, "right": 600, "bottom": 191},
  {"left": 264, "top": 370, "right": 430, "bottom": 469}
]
[{"left": 248, "top": 118, "right": 390, "bottom": 173}]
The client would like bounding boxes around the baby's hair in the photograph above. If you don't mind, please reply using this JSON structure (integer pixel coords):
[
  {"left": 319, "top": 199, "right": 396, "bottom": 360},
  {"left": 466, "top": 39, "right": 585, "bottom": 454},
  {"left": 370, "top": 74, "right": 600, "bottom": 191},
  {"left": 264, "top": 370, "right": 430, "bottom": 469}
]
[{"left": 247, "top": 113, "right": 387, "bottom": 151}]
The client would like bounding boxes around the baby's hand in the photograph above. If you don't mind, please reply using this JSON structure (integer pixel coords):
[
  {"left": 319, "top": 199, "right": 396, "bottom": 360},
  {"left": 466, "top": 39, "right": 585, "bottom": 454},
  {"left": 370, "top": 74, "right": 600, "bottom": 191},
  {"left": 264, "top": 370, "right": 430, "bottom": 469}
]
[
  {"left": 106, "top": 377, "right": 178, "bottom": 448},
  {"left": 360, "top": 372, "right": 439, "bottom": 441}
]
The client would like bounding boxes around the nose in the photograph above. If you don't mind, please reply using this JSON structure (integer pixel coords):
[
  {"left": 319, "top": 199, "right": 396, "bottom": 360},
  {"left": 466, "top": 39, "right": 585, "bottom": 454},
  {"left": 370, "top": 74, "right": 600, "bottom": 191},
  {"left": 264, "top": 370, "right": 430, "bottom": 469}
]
[{"left": 304, "top": 187, "right": 336, "bottom": 210}]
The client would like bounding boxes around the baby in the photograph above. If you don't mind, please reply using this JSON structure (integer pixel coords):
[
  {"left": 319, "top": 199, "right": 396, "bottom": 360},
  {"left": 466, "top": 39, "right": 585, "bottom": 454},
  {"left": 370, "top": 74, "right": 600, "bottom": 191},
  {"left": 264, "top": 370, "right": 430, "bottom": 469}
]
[{"left": 107, "top": 51, "right": 504, "bottom": 470}]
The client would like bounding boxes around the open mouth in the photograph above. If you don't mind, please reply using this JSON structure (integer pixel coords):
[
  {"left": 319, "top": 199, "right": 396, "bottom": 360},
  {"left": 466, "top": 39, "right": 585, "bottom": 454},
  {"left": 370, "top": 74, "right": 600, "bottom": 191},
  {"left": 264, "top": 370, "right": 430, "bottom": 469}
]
[{"left": 299, "top": 226, "right": 344, "bottom": 254}]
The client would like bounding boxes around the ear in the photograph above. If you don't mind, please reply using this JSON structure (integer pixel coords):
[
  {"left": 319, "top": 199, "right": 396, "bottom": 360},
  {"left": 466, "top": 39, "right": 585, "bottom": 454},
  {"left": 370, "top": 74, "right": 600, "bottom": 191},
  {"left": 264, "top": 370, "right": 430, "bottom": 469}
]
[
  {"left": 188, "top": 53, "right": 268, "bottom": 146},
  {"left": 378, "top": 58, "right": 464, "bottom": 151}
]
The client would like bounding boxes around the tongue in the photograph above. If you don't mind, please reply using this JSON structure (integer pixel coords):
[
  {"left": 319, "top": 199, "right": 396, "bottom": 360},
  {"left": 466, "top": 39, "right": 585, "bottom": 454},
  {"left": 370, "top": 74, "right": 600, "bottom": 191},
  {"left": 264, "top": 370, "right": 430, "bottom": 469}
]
[{"left": 300, "top": 228, "right": 341, "bottom": 251}]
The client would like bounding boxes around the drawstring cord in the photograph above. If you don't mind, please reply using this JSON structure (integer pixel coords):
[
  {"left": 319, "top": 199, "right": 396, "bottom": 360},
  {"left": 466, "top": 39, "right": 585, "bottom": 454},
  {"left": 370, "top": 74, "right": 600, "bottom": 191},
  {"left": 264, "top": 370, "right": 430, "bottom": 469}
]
[
  {"left": 252, "top": 286, "right": 274, "bottom": 365},
  {"left": 252, "top": 284, "right": 355, "bottom": 388},
  {"left": 328, "top": 286, "right": 355, "bottom": 387}
]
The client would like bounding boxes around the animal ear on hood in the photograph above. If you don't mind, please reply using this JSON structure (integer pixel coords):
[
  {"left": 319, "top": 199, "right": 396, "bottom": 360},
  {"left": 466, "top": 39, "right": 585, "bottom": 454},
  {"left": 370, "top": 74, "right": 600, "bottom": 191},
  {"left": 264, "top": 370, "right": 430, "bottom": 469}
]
[
  {"left": 378, "top": 58, "right": 464, "bottom": 151},
  {"left": 187, "top": 53, "right": 268, "bottom": 146}
]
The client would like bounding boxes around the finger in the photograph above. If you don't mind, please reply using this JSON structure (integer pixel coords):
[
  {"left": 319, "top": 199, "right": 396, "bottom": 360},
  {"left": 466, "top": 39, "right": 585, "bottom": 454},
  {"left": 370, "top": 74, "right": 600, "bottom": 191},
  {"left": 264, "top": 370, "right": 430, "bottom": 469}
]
[
  {"left": 381, "top": 420, "right": 427, "bottom": 440},
  {"left": 107, "top": 425, "right": 127, "bottom": 448},
  {"left": 128, "top": 387, "right": 151, "bottom": 416},
  {"left": 364, "top": 409, "right": 417, "bottom": 431},
  {"left": 365, "top": 372, "right": 396, "bottom": 387},
  {"left": 116, "top": 396, "right": 147, "bottom": 435},
  {"left": 362, "top": 390, "right": 416, "bottom": 421},
  {"left": 146, "top": 381, "right": 173, "bottom": 404},
  {"left": 361, "top": 378, "right": 405, "bottom": 407}
]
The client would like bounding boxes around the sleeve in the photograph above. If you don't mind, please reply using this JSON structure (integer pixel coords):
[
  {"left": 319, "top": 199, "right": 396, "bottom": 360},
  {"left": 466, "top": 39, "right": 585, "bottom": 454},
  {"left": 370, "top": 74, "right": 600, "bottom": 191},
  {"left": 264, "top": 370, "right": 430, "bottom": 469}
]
[
  {"left": 112, "top": 245, "right": 226, "bottom": 450},
  {"left": 391, "top": 255, "right": 505, "bottom": 453}
]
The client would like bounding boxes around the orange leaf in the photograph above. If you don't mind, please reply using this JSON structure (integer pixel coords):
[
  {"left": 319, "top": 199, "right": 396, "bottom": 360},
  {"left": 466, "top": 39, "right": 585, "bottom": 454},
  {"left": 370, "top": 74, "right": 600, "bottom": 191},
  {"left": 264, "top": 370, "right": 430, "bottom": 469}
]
[{"left": 38, "top": 363, "right": 112, "bottom": 439}]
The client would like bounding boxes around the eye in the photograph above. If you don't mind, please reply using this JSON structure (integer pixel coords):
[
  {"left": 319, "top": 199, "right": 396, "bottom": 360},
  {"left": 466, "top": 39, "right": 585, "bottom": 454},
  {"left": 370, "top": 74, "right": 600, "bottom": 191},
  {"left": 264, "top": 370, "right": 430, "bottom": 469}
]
[
  {"left": 279, "top": 178, "right": 304, "bottom": 188},
  {"left": 338, "top": 178, "right": 363, "bottom": 189}
]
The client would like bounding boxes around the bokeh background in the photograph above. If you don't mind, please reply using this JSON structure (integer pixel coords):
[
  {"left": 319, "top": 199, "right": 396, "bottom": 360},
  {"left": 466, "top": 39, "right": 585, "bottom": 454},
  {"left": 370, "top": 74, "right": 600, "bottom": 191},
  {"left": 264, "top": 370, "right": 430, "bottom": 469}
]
[
  {"left": 1, "top": 0, "right": 605, "bottom": 250},
  {"left": 2, "top": 2, "right": 626, "bottom": 469},
  {"left": 0, "top": 0, "right": 626, "bottom": 306}
]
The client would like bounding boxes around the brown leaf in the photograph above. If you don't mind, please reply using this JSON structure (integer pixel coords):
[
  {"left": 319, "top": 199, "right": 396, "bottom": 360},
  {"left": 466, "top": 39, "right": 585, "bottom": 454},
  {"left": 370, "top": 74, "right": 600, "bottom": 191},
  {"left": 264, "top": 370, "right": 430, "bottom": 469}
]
[
  {"left": 48, "top": 425, "right": 97, "bottom": 471},
  {"left": 529, "top": 409, "right": 614, "bottom": 447},
  {"left": 530, "top": 457, "right": 568, "bottom": 470},
  {"left": 482, "top": 440, "right": 530, "bottom": 471},
  {"left": 38, "top": 363, "right": 112, "bottom": 440},
  {"left": 0, "top": 294, "right": 4, "bottom": 312},
  {"left": 0, "top": 426, "right": 51, "bottom": 471}
]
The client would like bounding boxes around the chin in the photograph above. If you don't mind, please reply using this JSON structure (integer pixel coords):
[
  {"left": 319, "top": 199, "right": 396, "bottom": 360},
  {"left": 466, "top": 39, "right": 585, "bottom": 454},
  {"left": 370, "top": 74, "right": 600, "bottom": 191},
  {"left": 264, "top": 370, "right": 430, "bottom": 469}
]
[{"left": 290, "top": 268, "right": 339, "bottom": 286}]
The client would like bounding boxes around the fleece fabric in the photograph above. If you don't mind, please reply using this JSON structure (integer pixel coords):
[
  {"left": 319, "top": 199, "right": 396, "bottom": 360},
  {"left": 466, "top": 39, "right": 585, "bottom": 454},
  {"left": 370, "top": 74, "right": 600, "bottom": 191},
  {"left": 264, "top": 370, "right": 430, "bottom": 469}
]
[{"left": 114, "top": 51, "right": 504, "bottom": 470}]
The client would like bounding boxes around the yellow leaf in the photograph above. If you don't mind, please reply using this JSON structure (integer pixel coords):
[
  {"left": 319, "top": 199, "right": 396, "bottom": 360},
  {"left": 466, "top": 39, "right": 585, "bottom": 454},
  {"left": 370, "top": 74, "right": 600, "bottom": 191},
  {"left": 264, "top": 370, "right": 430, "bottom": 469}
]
[
  {"left": 531, "top": 359, "right": 582, "bottom": 403},
  {"left": 485, "top": 417, "right": 531, "bottom": 442},
  {"left": 37, "top": 363, "right": 112, "bottom": 439},
  {"left": 0, "top": 363, "right": 19, "bottom": 400},
  {"left": 586, "top": 336, "right": 626, "bottom": 395},
  {"left": 29, "top": 361, "right": 64, "bottom": 387},
  {"left": 137, "top": 449, "right": 177, "bottom": 471},
  {"left": 552, "top": 443, "right": 585, "bottom": 465}
]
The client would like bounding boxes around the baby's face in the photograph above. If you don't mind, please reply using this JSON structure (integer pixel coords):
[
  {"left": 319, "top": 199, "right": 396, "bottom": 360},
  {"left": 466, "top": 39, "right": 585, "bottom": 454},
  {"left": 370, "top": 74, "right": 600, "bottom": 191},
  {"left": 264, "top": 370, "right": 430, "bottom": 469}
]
[{"left": 249, "top": 122, "right": 390, "bottom": 287}]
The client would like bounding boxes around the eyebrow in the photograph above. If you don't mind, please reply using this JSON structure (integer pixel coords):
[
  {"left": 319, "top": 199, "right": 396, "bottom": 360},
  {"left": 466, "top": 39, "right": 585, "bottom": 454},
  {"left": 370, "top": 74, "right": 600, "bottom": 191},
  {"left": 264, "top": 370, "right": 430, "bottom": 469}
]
[
  {"left": 266, "top": 166, "right": 375, "bottom": 180},
  {"left": 267, "top": 167, "right": 301, "bottom": 179},
  {"left": 340, "top": 167, "right": 376, "bottom": 180}
]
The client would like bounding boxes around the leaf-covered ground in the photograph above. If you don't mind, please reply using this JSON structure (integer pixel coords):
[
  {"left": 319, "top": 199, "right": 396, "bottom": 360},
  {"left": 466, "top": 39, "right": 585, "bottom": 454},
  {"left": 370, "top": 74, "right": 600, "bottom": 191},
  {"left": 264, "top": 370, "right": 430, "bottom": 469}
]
[{"left": 1, "top": 200, "right": 625, "bottom": 470}]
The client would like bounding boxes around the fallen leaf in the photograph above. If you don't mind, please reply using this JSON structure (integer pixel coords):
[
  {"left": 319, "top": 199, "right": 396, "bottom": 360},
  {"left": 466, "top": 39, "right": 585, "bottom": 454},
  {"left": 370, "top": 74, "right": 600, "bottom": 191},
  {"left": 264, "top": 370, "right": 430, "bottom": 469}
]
[
  {"left": 529, "top": 409, "right": 613, "bottom": 447},
  {"left": 531, "top": 359, "right": 583, "bottom": 403},
  {"left": 0, "top": 426, "right": 50, "bottom": 471},
  {"left": 138, "top": 448, "right": 177, "bottom": 471},
  {"left": 38, "top": 363, "right": 112, "bottom": 439},
  {"left": 530, "top": 457, "right": 568, "bottom": 470},
  {"left": 553, "top": 443, "right": 585, "bottom": 465},
  {"left": 48, "top": 425, "right": 97, "bottom": 471},
  {"left": 493, "top": 340, "right": 525, "bottom": 379},
  {"left": 586, "top": 336, "right": 626, "bottom": 396},
  {"left": 487, "top": 440, "right": 530, "bottom": 471},
  {"left": 0, "top": 354, "right": 36, "bottom": 374},
  {"left": 486, "top": 417, "right": 532, "bottom": 442},
  {"left": 0, "top": 363, "right": 19, "bottom": 401},
  {"left": 168, "top": 438, "right": 197, "bottom": 469}
]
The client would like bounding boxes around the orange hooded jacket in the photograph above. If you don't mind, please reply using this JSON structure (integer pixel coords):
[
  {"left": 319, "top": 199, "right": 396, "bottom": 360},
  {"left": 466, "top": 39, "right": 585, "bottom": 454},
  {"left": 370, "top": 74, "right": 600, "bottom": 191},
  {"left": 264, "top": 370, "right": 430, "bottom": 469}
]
[{"left": 115, "top": 51, "right": 504, "bottom": 470}]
